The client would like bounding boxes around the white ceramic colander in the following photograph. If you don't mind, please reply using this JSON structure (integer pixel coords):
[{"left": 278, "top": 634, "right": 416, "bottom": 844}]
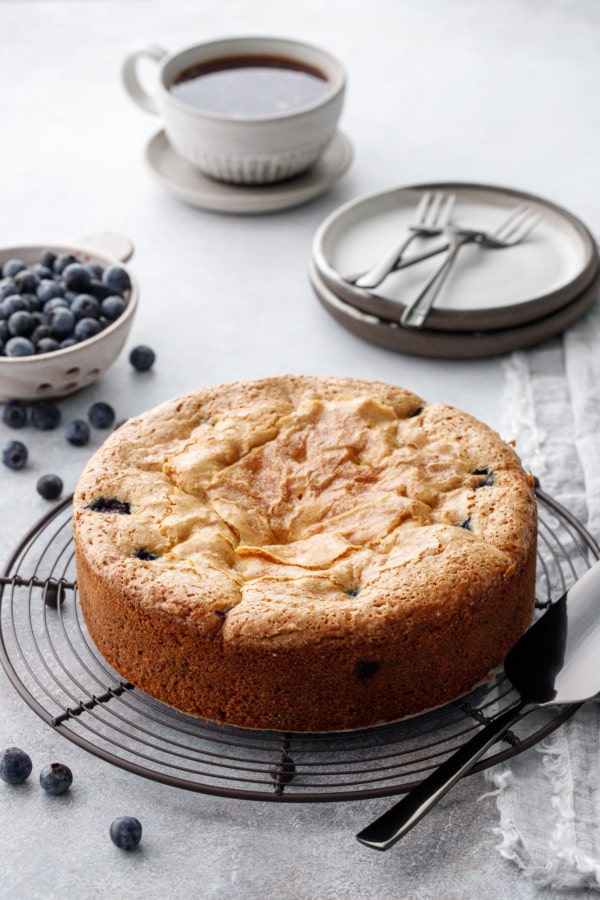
[{"left": 0, "top": 233, "right": 138, "bottom": 401}]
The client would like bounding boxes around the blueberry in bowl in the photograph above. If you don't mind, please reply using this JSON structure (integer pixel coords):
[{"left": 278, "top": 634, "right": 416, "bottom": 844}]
[{"left": 0, "top": 234, "right": 138, "bottom": 401}]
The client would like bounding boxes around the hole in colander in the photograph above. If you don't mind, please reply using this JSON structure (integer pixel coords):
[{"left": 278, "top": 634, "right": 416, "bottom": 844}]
[
  {"left": 62, "top": 382, "right": 78, "bottom": 392},
  {"left": 85, "top": 368, "right": 101, "bottom": 379},
  {"left": 36, "top": 383, "right": 53, "bottom": 393},
  {"left": 65, "top": 367, "right": 80, "bottom": 377}
]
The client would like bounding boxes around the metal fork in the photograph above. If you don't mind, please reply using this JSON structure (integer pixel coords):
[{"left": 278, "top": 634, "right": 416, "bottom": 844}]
[
  {"left": 353, "top": 191, "right": 456, "bottom": 289},
  {"left": 400, "top": 205, "right": 542, "bottom": 329}
]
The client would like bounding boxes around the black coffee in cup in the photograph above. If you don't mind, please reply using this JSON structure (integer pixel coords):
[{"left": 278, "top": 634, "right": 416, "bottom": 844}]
[{"left": 168, "top": 54, "right": 331, "bottom": 118}]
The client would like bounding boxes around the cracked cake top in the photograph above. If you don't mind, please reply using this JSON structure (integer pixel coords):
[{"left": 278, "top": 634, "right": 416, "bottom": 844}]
[{"left": 73, "top": 375, "right": 537, "bottom": 647}]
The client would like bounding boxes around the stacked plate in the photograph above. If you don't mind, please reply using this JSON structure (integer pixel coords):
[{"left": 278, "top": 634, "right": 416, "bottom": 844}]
[{"left": 310, "top": 182, "right": 599, "bottom": 358}]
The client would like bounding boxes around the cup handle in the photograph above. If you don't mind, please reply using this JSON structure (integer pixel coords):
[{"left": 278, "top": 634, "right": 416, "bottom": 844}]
[{"left": 122, "top": 44, "right": 168, "bottom": 114}]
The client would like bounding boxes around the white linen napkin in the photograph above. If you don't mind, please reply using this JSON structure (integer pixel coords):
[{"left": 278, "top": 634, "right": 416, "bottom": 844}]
[{"left": 485, "top": 299, "right": 600, "bottom": 889}]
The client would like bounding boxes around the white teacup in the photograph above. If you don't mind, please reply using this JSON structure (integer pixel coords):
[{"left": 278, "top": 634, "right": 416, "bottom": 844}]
[{"left": 123, "top": 36, "right": 346, "bottom": 185}]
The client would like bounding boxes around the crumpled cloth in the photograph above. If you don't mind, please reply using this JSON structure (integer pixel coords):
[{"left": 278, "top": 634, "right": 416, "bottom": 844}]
[{"left": 484, "top": 298, "right": 600, "bottom": 890}]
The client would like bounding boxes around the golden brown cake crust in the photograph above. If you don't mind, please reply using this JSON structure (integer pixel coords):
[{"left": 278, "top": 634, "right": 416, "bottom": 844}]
[{"left": 73, "top": 375, "right": 537, "bottom": 731}]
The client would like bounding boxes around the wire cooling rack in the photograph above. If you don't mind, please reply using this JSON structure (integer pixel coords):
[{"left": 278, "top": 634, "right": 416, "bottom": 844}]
[{"left": 0, "top": 488, "right": 598, "bottom": 803}]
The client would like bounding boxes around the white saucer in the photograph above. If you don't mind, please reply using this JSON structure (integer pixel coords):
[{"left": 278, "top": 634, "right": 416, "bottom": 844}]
[
  {"left": 312, "top": 182, "right": 598, "bottom": 331},
  {"left": 145, "top": 129, "right": 353, "bottom": 215}
]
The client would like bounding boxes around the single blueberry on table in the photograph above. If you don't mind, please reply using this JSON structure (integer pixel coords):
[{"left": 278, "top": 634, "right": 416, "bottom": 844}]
[
  {"left": 102, "top": 266, "right": 131, "bottom": 295},
  {"left": 8, "top": 310, "right": 35, "bottom": 337},
  {"left": 64, "top": 418, "right": 90, "bottom": 446},
  {"left": 39, "top": 762, "right": 73, "bottom": 795},
  {"left": 2, "top": 259, "right": 26, "bottom": 278},
  {"left": 62, "top": 263, "right": 92, "bottom": 293},
  {"left": 49, "top": 307, "right": 76, "bottom": 341},
  {"left": 129, "top": 345, "right": 155, "bottom": 372},
  {"left": 36, "top": 474, "right": 63, "bottom": 500},
  {"left": 2, "top": 437, "right": 30, "bottom": 470},
  {"left": 1, "top": 400, "right": 28, "bottom": 429},
  {"left": 31, "top": 399, "right": 61, "bottom": 430},
  {"left": 0, "top": 747, "right": 33, "bottom": 784},
  {"left": 88, "top": 401, "right": 115, "bottom": 429},
  {"left": 101, "top": 295, "right": 126, "bottom": 321},
  {"left": 71, "top": 293, "right": 99, "bottom": 320},
  {"left": 74, "top": 317, "right": 101, "bottom": 342},
  {"left": 4, "top": 336, "right": 35, "bottom": 357},
  {"left": 110, "top": 816, "right": 142, "bottom": 850}
]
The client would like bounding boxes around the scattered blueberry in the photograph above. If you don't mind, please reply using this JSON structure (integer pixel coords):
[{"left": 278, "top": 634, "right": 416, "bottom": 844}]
[
  {"left": 102, "top": 266, "right": 131, "bottom": 294},
  {"left": 129, "top": 345, "right": 155, "bottom": 372},
  {"left": 1, "top": 400, "right": 28, "bottom": 429},
  {"left": 88, "top": 401, "right": 115, "bottom": 429},
  {"left": 64, "top": 419, "right": 90, "bottom": 446},
  {"left": 62, "top": 263, "right": 92, "bottom": 293},
  {"left": 2, "top": 439, "right": 28, "bottom": 470},
  {"left": 36, "top": 474, "right": 63, "bottom": 500},
  {"left": 0, "top": 747, "right": 32, "bottom": 784},
  {"left": 110, "top": 816, "right": 142, "bottom": 850},
  {"left": 39, "top": 762, "right": 73, "bottom": 795},
  {"left": 2, "top": 259, "right": 26, "bottom": 278},
  {"left": 4, "top": 336, "right": 35, "bottom": 357},
  {"left": 31, "top": 399, "right": 61, "bottom": 430}
]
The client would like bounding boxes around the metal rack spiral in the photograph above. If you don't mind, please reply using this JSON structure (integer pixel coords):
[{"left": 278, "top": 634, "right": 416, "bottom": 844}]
[{"left": 0, "top": 488, "right": 598, "bottom": 802}]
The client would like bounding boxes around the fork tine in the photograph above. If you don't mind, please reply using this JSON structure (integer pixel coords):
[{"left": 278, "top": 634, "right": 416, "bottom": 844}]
[
  {"left": 438, "top": 193, "right": 456, "bottom": 228},
  {"left": 424, "top": 191, "right": 444, "bottom": 227},
  {"left": 493, "top": 205, "right": 531, "bottom": 240},
  {"left": 414, "top": 191, "right": 432, "bottom": 227},
  {"left": 507, "top": 212, "right": 543, "bottom": 243}
]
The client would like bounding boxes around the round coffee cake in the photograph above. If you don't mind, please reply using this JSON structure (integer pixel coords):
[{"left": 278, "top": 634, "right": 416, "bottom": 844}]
[{"left": 73, "top": 375, "right": 537, "bottom": 732}]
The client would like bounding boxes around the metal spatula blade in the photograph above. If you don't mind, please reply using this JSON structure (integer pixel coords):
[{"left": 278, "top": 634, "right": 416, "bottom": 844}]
[{"left": 357, "top": 559, "right": 600, "bottom": 851}]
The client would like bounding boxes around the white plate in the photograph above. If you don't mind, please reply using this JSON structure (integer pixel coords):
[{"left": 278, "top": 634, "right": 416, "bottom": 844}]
[
  {"left": 309, "top": 258, "right": 599, "bottom": 359},
  {"left": 312, "top": 182, "right": 598, "bottom": 331},
  {"left": 145, "top": 129, "right": 353, "bottom": 215}
]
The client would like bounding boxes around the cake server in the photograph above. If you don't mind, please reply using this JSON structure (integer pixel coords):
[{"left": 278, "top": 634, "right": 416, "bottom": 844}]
[{"left": 357, "top": 558, "right": 600, "bottom": 851}]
